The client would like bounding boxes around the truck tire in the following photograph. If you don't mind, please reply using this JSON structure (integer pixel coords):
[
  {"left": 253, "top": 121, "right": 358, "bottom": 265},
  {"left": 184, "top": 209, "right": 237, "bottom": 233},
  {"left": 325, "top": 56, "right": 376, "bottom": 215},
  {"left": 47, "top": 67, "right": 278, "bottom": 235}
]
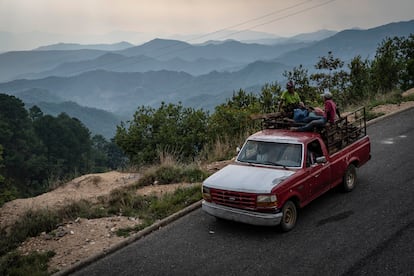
[
  {"left": 343, "top": 164, "right": 357, "bottom": 192},
  {"left": 280, "top": 200, "right": 297, "bottom": 232}
]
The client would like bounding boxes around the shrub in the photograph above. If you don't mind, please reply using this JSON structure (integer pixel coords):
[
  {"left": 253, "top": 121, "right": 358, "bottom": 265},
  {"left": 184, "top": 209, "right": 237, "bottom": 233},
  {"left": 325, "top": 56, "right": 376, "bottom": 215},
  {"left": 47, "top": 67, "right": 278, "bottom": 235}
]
[
  {"left": 0, "top": 250, "right": 55, "bottom": 276},
  {"left": 117, "top": 185, "right": 202, "bottom": 237},
  {"left": 57, "top": 199, "right": 107, "bottom": 219},
  {"left": 0, "top": 209, "right": 59, "bottom": 256},
  {"left": 136, "top": 164, "right": 209, "bottom": 187}
]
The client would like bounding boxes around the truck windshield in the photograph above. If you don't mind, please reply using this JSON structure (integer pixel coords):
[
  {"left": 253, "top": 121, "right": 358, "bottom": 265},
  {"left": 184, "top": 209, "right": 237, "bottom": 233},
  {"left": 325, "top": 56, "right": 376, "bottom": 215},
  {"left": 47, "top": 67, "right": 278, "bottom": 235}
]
[{"left": 237, "top": 140, "right": 302, "bottom": 168}]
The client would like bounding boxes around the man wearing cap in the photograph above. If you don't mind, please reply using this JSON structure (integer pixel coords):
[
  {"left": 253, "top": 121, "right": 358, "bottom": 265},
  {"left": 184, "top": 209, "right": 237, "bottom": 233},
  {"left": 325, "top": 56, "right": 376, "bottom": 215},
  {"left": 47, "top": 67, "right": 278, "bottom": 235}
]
[
  {"left": 321, "top": 91, "right": 337, "bottom": 124},
  {"left": 278, "top": 81, "right": 301, "bottom": 116},
  {"left": 291, "top": 90, "right": 337, "bottom": 132}
]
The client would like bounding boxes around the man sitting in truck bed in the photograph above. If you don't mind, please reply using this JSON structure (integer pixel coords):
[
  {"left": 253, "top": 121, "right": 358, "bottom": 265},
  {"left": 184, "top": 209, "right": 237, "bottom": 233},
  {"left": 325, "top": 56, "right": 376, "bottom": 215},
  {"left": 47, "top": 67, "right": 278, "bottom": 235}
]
[
  {"left": 278, "top": 81, "right": 302, "bottom": 117},
  {"left": 291, "top": 91, "right": 337, "bottom": 132}
]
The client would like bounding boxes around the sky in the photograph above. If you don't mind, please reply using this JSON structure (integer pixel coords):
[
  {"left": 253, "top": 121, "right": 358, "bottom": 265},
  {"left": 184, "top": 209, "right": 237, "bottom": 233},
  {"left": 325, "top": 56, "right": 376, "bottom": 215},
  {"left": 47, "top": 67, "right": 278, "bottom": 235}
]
[{"left": 0, "top": 0, "right": 413, "bottom": 49}]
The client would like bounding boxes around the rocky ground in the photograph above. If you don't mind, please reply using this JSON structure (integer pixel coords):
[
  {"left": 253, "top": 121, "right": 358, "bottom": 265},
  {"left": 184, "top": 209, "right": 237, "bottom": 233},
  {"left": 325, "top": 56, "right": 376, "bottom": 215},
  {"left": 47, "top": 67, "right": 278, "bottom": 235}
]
[{"left": 1, "top": 89, "right": 413, "bottom": 273}]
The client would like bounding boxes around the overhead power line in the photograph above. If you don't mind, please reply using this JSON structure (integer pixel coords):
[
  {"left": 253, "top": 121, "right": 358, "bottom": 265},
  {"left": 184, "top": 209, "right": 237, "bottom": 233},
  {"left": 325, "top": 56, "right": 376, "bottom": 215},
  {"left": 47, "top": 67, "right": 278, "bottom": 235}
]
[{"left": 184, "top": 0, "right": 313, "bottom": 43}]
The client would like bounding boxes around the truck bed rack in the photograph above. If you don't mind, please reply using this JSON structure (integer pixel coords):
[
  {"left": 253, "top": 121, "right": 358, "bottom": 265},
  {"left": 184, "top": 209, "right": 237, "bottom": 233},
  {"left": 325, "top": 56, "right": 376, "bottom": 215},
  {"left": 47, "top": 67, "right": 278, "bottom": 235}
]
[
  {"left": 254, "top": 107, "right": 367, "bottom": 154},
  {"left": 323, "top": 107, "right": 367, "bottom": 154}
]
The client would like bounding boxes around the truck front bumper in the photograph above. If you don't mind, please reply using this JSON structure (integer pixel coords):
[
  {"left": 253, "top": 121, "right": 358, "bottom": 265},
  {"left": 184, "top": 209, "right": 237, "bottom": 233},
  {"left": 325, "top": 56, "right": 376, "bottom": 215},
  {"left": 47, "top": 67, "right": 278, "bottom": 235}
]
[{"left": 202, "top": 200, "right": 283, "bottom": 226}]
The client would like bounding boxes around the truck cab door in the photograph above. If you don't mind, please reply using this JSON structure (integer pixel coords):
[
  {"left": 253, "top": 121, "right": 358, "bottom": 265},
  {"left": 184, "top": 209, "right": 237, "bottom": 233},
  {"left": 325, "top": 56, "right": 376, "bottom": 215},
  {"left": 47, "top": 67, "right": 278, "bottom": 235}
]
[{"left": 305, "top": 140, "right": 331, "bottom": 200}]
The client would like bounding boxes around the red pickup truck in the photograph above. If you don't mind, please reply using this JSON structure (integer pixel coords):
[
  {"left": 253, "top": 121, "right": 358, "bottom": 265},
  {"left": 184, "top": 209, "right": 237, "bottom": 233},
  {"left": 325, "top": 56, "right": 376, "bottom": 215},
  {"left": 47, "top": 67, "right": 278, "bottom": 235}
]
[{"left": 202, "top": 108, "right": 371, "bottom": 231}]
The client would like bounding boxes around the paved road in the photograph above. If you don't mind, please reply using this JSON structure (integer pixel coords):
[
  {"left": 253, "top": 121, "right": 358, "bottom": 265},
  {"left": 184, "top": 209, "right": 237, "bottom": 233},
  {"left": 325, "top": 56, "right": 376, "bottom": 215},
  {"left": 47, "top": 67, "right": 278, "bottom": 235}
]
[{"left": 73, "top": 108, "right": 414, "bottom": 276}]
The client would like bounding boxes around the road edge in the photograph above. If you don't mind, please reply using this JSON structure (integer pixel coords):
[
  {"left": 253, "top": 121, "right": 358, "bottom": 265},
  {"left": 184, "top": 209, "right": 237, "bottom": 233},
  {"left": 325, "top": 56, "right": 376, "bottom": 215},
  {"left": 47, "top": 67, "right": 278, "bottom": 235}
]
[
  {"left": 53, "top": 200, "right": 202, "bottom": 276},
  {"left": 366, "top": 104, "right": 414, "bottom": 126}
]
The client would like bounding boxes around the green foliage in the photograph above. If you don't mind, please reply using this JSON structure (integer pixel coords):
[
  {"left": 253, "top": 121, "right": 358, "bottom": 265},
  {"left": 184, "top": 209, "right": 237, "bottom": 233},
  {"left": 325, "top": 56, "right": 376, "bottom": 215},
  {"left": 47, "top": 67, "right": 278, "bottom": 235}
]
[
  {"left": 371, "top": 37, "right": 402, "bottom": 93},
  {"left": 29, "top": 105, "right": 44, "bottom": 121},
  {"left": 181, "top": 166, "right": 210, "bottom": 183},
  {"left": 144, "top": 186, "right": 201, "bottom": 220},
  {"left": 0, "top": 94, "right": 123, "bottom": 205},
  {"left": 32, "top": 113, "right": 92, "bottom": 182},
  {"left": 403, "top": 92, "right": 414, "bottom": 102},
  {"left": 198, "top": 135, "right": 241, "bottom": 162},
  {"left": 105, "top": 189, "right": 150, "bottom": 217},
  {"left": 57, "top": 199, "right": 108, "bottom": 219},
  {"left": 0, "top": 209, "right": 60, "bottom": 256},
  {"left": 366, "top": 111, "right": 385, "bottom": 121},
  {"left": 0, "top": 94, "right": 46, "bottom": 197},
  {"left": 116, "top": 185, "right": 202, "bottom": 237},
  {"left": 115, "top": 102, "right": 209, "bottom": 165},
  {"left": 366, "top": 35, "right": 414, "bottom": 94},
  {"left": 149, "top": 166, "right": 182, "bottom": 185},
  {"left": 207, "top": 89, "right": 261, "bottom": 153},
  {"left": 0, "top": 250, "right": 55, "bottom": 276},
  {"left": 346, "top": 55, "right": 373, "bottom": 103},
  {"left": 90, "top": 135, "right": 109, "bottom": 172},
  {"left": 0, "top": 183, "right": 19, "bottom": 207},
  {"left": 258, "top": 83, "right": 281, "bottom": 113},
  {"left": 311, "top": 51, "right": 348, "bottom": 91},
  {"left": 0, "top": 144, "right": 13, "bottom": 206},
  {"left": 137, "top": 165, "right": 209, "bottom": 187},
  {"left": 89, "top": 135, "right": 126, "bottom": 172},
  {"left": 397, "top": 34, "right": 414, "bottom": 90}
]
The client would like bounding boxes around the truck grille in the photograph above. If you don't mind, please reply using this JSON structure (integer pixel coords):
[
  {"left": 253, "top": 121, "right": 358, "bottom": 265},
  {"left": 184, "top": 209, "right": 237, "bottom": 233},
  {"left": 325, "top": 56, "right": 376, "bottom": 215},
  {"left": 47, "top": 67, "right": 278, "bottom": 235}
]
[{"left": 210, "top": 188, "right": 256, "bottom": 209}]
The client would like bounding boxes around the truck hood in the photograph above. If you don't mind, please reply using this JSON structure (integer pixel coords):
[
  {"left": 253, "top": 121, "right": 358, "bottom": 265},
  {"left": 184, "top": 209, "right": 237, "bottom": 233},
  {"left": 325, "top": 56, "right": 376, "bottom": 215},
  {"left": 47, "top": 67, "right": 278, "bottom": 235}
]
[{"left": 203, "top": 164, "right": 295, "bottom": 194}]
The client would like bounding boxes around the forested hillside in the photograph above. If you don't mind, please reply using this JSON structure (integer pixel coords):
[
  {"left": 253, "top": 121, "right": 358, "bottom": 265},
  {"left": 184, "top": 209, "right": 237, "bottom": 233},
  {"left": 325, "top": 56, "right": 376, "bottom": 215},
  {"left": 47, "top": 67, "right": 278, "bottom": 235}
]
[{"left": 0, "top": 96, "right": 125, "bottom": 205}]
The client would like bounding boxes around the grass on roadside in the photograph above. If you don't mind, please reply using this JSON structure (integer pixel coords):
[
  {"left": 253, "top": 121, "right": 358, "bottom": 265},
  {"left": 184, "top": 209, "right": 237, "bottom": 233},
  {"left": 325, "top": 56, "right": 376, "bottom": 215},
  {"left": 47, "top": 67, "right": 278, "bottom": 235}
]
[
  {"left": 136, "top": 164, "right": 209, "bottom": 187},
  {"left": 0, "top": 250, "right": 55, "bottom": 276},
  {"left": 115, "top": 185, "right": 202, "bottom": 237},
  {"left": 343, "top": 90, "right": 414, "bottom": 121}
]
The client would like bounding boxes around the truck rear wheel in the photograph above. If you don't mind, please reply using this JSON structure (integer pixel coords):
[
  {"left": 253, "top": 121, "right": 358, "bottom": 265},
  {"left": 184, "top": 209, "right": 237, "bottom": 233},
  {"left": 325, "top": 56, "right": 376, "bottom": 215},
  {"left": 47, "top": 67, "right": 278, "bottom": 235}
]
[
  {"left": 343, "top": 164, "right": 357, "bottom": 192},
  {"left": 280, "top": 200, "right": 297, "bottom": 232}
]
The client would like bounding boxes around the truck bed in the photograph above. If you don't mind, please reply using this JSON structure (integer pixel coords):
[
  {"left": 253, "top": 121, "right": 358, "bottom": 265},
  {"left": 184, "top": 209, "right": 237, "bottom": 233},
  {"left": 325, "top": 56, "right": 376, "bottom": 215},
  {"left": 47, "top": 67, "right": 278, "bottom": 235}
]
[{"left": 256, "top": 107, "right": 368, "bottom": 155}]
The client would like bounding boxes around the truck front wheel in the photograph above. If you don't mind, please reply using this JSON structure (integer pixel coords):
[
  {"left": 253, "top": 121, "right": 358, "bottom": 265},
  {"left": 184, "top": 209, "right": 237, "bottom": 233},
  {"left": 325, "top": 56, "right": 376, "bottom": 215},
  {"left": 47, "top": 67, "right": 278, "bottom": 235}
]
[
  {"left": 343, "top": 164, "right": 357, "bottom": 192},
  {"left": 280, "top": 200, "right": 297, "bottom": 232}
]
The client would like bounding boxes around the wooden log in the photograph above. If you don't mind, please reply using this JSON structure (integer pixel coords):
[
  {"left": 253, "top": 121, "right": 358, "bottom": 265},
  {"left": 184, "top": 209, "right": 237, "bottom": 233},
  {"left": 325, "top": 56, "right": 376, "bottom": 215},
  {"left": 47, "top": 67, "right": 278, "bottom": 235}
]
[{"left": 250, "top": 112, "right": 282, "bottom": 120}]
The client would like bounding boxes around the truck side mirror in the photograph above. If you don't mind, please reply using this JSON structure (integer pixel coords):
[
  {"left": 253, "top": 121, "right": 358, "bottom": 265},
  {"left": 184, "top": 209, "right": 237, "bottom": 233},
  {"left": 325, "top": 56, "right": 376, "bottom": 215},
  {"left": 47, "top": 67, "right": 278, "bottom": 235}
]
[
  {"left": 236, "top": 146, "right": 241, "bottom": 153},
  {"left": 316, "top": 156, "right": 327, "bottom": 164}
]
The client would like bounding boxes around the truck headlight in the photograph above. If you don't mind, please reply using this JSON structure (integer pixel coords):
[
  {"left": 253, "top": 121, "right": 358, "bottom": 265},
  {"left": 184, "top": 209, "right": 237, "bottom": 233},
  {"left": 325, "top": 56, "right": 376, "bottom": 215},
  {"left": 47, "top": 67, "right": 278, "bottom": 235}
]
[
  {"left": 256, "top": 194, "right": 277, "bottom": 208},
  {"left": 202, "top": 186, "right": 211, "bottom": 200}
]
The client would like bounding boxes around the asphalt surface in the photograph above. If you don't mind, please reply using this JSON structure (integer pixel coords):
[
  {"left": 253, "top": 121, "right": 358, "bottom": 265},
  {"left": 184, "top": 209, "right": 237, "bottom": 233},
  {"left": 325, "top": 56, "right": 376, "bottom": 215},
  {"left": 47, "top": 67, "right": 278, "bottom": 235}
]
[{"left": 72, "top": 108, "right": 414, "bottom": 276}]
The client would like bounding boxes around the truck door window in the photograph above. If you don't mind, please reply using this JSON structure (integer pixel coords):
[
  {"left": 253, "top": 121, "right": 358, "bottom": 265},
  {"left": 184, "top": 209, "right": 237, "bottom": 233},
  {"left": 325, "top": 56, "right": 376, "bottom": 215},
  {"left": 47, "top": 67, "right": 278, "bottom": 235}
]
[{"left": 307, "top": 140, "right": 323, "bottom": 167}]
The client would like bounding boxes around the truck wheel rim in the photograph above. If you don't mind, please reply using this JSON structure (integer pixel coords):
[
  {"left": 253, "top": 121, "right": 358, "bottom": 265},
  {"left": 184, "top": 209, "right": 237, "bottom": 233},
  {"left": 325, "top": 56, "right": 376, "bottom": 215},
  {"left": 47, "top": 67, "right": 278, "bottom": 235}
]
[
  {"left": 284, "top": 206, "right": 296, "bottom": 224},
  {"left": 347, "top": 172, "right": 355, "bottom": 188}
]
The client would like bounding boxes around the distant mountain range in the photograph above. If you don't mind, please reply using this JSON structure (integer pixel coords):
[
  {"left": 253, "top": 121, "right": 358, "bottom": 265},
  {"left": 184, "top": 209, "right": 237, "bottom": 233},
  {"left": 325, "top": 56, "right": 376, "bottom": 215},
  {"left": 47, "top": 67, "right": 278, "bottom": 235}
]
[
  {"left": 0, "top": 39, "right": 310, "bottom": 82},
  {"left": 275, "top": 20, "right": 414, "bottom": 66},
  {"left": 0, "top": 19, "right": 413, "bottom": 139},
  {"left": 34, "top": 41, "right": 134, "bottom": 51}
]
